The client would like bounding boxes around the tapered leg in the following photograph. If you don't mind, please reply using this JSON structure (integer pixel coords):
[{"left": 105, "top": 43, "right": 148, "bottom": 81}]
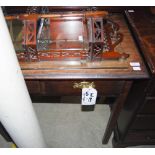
[{"left": 102, "top": 81, "right": 132, "bottom": 144}]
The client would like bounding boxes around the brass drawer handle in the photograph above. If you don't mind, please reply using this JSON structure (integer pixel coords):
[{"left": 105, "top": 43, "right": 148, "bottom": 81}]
[{"left": 73, "top": 81, "right": 95, "bottom": 89}]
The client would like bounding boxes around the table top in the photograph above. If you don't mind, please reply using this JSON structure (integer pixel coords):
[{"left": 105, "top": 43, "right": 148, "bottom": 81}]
[
  {"left": 125, "top": 9, "right": 155, "bottom": 75},
  {"left": 20, "top": 13, "right": 149, "bottom": 80}
]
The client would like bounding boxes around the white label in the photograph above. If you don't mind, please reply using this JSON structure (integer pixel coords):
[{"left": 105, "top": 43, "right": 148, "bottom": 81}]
[
  {"left": 79, "top": 35, "right": 83, "bottom": 41},
  {"left": 130, "top": 62, "right": 140, "bottom": 67},
  {"left": 133, "top": 66, "right": 141, "bottom": 71},
  {"left": 82, "top": 87, "right": 97, "bottom": 105},
  {"left": 128, "top": 10, "right": 135, "bottom": 13}
]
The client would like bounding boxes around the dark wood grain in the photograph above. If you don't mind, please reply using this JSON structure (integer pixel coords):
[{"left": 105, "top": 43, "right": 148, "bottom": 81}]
[
  {"left": 113, "top": 10, "right": 155, "bottom": 147},
  {"left": 113, "top": 130, "right": 155, "bottom": 147},
  {"left": 124, "top": 131, "right": 155, "bottom": 144},
  {"left": 3, "top": 6, "right": 150, "bottom": 15},
  {"left": 130, "top": 115, "right": 155, "bottom": 130},
  {"left": 26, "top": 79, "right": 124, "bottom": 96},
  {"left": 0, "top": 7, "right": 152, "bottom": 146},
  {"left": 125, "top": 10, "right": 155, "bottom": 75},
  {"left": 138, "top": 98, "right": 155, "bottom": 114},
  {"left": 20, "top": 14, "right": 148, "bottom": 80}
]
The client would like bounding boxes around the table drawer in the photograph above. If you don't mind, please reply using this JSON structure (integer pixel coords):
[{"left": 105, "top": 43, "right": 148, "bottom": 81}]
[
  {"left": 124, "top": 131, "right": 155, "bottom": 143},
  {"left": 139, "top": 98, "right": 155, "bottom": 114},
  {"left": 131, "top": 115, "right": 155, "bottom": 130},
  {"left": 39, "top": 80, "right": 124, "bottom": 96},
  {"left": 26, "top": 80, "right": 41, "bottom": 94}
]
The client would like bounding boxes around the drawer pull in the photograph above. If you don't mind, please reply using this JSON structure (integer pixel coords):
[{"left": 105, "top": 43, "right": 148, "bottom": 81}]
[{"left": 73, "top": 81, "right": 95, "bottom": 89}]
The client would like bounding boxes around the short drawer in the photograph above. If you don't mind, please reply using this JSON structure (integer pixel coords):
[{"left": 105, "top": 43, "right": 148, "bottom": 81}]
[
  {"left": 131, "top": 115, "right": 155, "bottom": 130},
  {"left": 139, "top": 98, "right": 155, "bottom": 114},
  {"left": 124, "top": 131, "right": 155, "bottom": 143},
  {"left": 40, "top": 80, "right": 125, "bottom": 96}
]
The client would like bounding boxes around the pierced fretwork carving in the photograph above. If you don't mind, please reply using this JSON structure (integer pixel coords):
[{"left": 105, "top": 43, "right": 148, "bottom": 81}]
[
  {"left": 16, "top": 52, "right": 29, "bottom": 61},
  {"left": 6, "top": 10, "right": 129, "bottom": 62},
  {"left": 93, "top": 18, "right": 104, "bottom": 42},
  {"left": 38, "top": 51, "right": 89, "bottom": 61},
  {"left": 27, "top": 47, "right": 38, "bottom": 61},
  {"left": 22, "top": 20, "right": 36, "bottom": 46},
  {"left": 22, "top": 19, "right": 38, "bottom": 61}
]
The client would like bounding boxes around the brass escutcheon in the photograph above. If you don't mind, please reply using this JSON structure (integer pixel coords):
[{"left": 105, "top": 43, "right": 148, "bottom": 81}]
[{"left": 73, "top": 81, "right": 95, "bottom": 89}]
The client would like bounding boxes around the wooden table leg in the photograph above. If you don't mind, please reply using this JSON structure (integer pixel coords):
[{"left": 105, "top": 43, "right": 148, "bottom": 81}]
[
  {"left": 0, "top": 122, "right": 12, "bottom": 142},
  {"left": 102, "top": 81, "right": 132, "bottom": 144}
]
